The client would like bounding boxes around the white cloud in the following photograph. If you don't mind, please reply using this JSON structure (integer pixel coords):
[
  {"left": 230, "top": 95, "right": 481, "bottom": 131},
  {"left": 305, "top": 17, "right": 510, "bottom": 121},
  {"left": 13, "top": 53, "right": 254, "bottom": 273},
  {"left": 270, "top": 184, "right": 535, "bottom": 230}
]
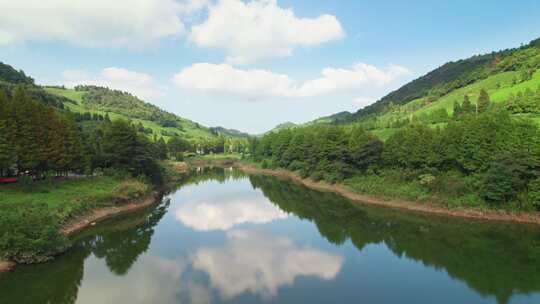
[
  {"left": 0, "top": 0, "right": 207, "bottom": 48},
  {"left": 62, "top": 67, "right": 165, "bottom": 101},
  {"left": 173, "top": 62, "right": 410, "bottom": 100},
  {"left": 189, "top": 0, "right": 345, "bottom": 64},
  {"left": 192, "top": 230, "right": 343, "bottom": 299},
  {"left": 77, "top": 255, "right": 189, "bottom": 304},
  {"left": 175, "top": 193, "right": 288, "bottom": 231}
]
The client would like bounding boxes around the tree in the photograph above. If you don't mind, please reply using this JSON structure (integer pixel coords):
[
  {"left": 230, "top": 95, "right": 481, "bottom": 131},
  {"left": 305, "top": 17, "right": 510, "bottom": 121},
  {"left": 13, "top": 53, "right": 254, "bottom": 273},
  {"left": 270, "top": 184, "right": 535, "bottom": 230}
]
[
  {"left": 477, "top": 89, "right": 491, "bottom": 113},
  {"left": 453, "top": 101, "right": 462, "bottom": 118},
  {"left": 156, "top": 137, "right": 168, "bottom": 160},
  {"left": 462, "top": 95, "right": 474, "bottom": 114},
  {"left": 482, "top": 153, "right": 536, "bottom": 204}
]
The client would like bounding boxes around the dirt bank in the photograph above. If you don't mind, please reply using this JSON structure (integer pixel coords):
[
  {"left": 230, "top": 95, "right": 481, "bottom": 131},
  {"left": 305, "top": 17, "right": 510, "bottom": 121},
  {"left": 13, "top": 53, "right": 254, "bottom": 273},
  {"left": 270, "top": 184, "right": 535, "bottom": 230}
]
[
  {"left": 1, "top": 193, "right": 160, "bottom": 273},
  {"left": 0, "top": 260, "right": 16, "bottom": 273},
  {"left": 237, "top": 162, "right": 540, "bottom": 225},
  {"left": 60, "top": 195, "right": 158, "bottom": 236}
]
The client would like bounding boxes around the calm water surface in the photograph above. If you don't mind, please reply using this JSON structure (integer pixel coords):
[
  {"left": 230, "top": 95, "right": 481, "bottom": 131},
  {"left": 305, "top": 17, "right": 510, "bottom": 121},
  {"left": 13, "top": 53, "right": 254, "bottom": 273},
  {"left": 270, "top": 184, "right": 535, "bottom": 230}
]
[{"left": 1, "top": 168, "right": 540, "bottom": 304}]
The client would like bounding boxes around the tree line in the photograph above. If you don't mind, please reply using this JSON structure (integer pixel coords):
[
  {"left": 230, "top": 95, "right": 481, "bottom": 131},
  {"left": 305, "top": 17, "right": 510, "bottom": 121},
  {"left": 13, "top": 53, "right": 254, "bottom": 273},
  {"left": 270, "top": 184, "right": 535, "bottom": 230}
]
[
  {"left": 0, "top": 86, "right": 251, "bottom": 184},
  {"left": 250, "top": 104, "right": 540, "bottom": 208},
  {"left": 0, "top": 87, "right": 170, "bottom": 184}
]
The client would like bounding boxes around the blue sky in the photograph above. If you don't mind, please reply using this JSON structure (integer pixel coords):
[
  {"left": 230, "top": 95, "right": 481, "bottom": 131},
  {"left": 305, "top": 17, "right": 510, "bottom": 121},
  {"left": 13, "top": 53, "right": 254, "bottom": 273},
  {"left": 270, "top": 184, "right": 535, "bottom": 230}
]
[{"left": 1, "top": 0, "right": 540, "bottom": 133}]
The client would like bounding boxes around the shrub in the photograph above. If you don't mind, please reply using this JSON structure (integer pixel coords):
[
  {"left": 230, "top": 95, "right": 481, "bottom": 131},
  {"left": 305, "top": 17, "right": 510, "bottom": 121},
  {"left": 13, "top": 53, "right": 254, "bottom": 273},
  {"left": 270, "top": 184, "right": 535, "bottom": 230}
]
[
  {"left": 261, "top": 159, "right": 269, "bottom": 169},
  {"left": 528, "top": 178, "right": 540, "bottom": 210},
  {"left": 310, "top": 170, "right": 324, "bottom": 181},
  {"left": 0, "top": 203, "right": 67, "bottom": 263},
  {"left": 111, "top": 180, "right": 150, "bottom": 202},
  {"left": 419, "top": 174, "right": 436, "bottom": 187}
]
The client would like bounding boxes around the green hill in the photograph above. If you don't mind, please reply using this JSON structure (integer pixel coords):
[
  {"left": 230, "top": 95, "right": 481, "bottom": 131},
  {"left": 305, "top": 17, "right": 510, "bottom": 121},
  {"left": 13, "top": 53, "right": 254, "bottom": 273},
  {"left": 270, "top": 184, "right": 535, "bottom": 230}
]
[
  {"left": 301, "top": 38, "right": 540, "bottom": 139},
  {"left": 0, "top": 61, "right": 250, "bottom": 142},
  {"left": 44, "top": 85, "right": 250, "bottom": 141}
]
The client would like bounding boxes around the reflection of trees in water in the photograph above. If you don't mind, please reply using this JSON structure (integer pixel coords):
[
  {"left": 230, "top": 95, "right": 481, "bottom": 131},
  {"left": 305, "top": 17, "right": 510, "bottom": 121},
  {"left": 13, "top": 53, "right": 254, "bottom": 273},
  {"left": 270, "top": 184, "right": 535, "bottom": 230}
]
[
  {"left": 90, "top": 201, "right": 169, "bottom": 275},
  {"left": 0, "top": 242, "right": 90, "bottom": 303},
  {"left": 0, "top": 200, "right": 170, "bottom": 304},
  {"left": 249, "top": 175, "right": 540, "bottom": 304},
  {"left": 171, "top": 167, "right": 248, "bottom": 191}
]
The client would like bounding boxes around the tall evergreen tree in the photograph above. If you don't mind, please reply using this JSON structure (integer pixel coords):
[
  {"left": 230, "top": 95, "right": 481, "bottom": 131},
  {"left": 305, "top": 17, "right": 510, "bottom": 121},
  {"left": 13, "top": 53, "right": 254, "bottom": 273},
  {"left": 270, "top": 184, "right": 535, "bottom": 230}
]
[{"left": 477, "top": 89, "right": 491, "bottom": 113}]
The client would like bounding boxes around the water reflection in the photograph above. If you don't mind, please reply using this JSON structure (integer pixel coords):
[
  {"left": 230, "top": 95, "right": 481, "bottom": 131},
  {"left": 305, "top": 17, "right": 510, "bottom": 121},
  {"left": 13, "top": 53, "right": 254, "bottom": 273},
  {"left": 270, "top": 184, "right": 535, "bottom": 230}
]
[
  {"left": 250, "top": 174, "right": 540, "bottom": 304},
  {"left": 192, "top": 229, "right": 343, "bottom": 299},
  {"left": 175, "top": 192, "right": 287, "bottom": 231},
  {"left": 1, "top": 168, "right": 540, "bottom": 304}
]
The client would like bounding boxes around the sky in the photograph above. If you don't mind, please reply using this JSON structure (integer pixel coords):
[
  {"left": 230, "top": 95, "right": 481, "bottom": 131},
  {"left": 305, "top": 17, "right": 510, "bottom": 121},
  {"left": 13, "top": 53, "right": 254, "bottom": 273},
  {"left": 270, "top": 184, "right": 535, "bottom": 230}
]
[{"left": 1, "top": 0, "right": 540, "bottom": 134}]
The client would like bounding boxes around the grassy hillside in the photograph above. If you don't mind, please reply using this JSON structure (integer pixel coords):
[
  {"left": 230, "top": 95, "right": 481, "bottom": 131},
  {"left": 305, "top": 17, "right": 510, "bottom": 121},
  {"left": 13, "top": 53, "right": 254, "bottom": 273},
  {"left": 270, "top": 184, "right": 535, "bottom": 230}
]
[
  {"left": 292, "top": 37, "right": 540, "bottom": 140},
  {"left": 45, "top": 86, "right": 239, "bottom": 141}
]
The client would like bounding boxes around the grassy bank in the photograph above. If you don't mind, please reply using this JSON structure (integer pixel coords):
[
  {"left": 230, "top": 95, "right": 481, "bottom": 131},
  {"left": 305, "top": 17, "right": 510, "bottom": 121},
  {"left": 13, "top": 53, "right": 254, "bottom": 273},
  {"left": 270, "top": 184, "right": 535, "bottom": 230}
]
[{"left": 0, "top": 176, "right": 152, "bottom": 264}]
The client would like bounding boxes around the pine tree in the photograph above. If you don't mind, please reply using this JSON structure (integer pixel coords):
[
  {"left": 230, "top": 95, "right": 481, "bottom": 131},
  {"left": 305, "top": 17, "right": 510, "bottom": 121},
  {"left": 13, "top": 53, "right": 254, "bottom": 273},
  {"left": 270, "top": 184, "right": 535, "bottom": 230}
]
[
  {"left": 462, "top": 95, "right": 474, "bottom": 114},
  {"left": 477, "top": 89, "right": 491, "bottom": 114},
  {"left": 453, "top": 101, "right": 462, "bottom": 119},
  {"left": 156, "top": 137, "right": 168, "bottom": 160}
]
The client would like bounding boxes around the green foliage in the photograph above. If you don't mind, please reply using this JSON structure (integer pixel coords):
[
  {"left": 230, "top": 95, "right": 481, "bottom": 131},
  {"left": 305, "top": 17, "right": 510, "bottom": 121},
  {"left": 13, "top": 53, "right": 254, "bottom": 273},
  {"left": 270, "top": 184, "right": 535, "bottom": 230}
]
[
  {"left": 481, "top": 154, "right": 537, "bottom": 204},
  {"left": 527, "top": 178, "right": 540, "bottom": 210},
  {"left": 252, "top": 109, "right": 540, "bottom": 209},
  {"left": 0, "top": 203, "right": 67, "bottom": 263},
  {"left": 0, "top": 62, "right": 34, "bottom": 85},
  {"left": 477, "top": 89, "right": 491, "bottom": 113}
]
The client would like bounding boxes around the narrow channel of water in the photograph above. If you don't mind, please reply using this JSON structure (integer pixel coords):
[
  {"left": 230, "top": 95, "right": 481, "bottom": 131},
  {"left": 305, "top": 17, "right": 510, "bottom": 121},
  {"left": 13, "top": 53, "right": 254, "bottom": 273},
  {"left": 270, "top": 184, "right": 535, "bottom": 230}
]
[{"left": 1, "top": 167, "right": 539, "bottom": 304}]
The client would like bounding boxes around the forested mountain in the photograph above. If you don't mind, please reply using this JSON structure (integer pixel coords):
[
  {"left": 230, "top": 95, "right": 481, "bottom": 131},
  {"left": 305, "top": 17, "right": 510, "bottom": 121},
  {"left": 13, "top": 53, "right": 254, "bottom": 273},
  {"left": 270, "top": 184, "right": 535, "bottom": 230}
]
[
  {"left": 293, "top": 38, "right": 540, "bottom": 138},
  {"left": 0, "top": 62, "right": 34, "bottom": 85},
  {"left": 346, "top": 37, "right": 540, "bottom": 123},
  {"left": 252, "top": 37, "right": 540, "bottom": 210}
]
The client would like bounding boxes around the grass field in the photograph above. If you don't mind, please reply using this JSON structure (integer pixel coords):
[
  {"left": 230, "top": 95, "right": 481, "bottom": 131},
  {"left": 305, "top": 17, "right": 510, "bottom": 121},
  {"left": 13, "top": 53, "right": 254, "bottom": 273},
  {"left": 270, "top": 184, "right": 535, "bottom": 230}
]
[{"left": 0, "top": 176, "right": 149, "bottom": 223}]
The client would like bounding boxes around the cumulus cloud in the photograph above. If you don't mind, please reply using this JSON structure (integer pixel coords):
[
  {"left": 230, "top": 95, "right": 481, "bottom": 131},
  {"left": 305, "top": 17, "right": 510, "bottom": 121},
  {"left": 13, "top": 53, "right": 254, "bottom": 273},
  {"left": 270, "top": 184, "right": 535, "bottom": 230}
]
[
  {"left": 173, "top": 62, "right": 410, "bottom": 100},
  {"left": 62, "top": 67, "right": 165, "bottom": 101},
  {"left": 189, "top": 0, "right": 345, "bottom": 64},
  {"left": 191, "top": 230, "right": 343, "bottom": 299},
  {"left": 0, "top": 0, "right": 207, "bottom": 47},
  {"left": 77, "top": 255, "right": 188, "bottom": 304},
  {"left": 175, "top": 193, "right": 288, "bottom": 231}
]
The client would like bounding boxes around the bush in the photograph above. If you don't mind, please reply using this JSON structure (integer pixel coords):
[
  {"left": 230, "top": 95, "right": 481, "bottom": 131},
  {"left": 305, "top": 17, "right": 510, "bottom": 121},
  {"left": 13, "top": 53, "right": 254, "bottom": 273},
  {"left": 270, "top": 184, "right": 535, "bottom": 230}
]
[
  {"left": 0, "top": 203, "right": 67, "bottom": 263},
  {"left": 310, "top": 170, "right": 324, "bottom": 181},
  {"left": 419, "top": 174, "right": 436, "bottom": 187},
  {"left": 528, "top": 178, "right": 540, "bottom": 210},
  {"left": 111, "top": 180, "right": 150, "bottom": 202},
  {"left": 261, "top": 159, "right": 269, "bottom": 169}
]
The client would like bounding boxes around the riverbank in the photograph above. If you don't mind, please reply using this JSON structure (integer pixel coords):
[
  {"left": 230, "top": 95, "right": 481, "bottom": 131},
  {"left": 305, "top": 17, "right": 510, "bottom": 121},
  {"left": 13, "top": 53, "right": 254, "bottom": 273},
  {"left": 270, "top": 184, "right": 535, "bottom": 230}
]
[
  {"left": 0, "top": 193, "right": 159, "bottom": 273},
  {"left": 0, "top": 160, "right": 194, "bottom": 273},
  {"left": 234, "top": 162, "right": 540, "bottom": 225}
]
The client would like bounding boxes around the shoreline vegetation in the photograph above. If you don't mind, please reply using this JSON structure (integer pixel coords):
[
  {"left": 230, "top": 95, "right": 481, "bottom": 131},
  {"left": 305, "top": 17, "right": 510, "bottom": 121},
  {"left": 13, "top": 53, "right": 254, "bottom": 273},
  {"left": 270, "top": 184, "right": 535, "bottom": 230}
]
[
  {"left": 3, "top": 156, "right": 540, "bottom": 273},
  {"left": 235, "top": 161, "right": 540, "bottom": 225},
  {"left": 0, "top": 194, "right": 158, "bottom": 273},
  {"left": 185, "top": 157, "right": 540, "bottom": 224},
  {"left": 0, "top": 161, "right": 189, "bottom": 273}
]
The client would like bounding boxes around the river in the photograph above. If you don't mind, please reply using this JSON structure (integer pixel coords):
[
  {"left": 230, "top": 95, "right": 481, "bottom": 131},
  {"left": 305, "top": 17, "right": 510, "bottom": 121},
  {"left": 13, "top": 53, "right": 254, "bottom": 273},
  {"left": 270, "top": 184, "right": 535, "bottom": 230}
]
[{"left": 1, "top": 167, "right": 539, "bottom": 304}]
